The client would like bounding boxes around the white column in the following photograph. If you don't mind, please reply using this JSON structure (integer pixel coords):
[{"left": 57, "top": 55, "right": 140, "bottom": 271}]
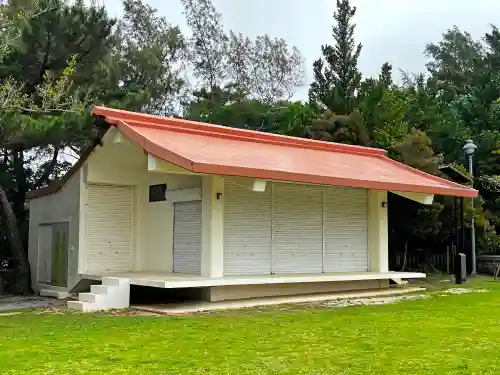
[
  {"left": 201, "top": 175, "right": 224, "bottom": 277},
  {"left": 368, "top": 190, "right": 389, "bottom": 273}
]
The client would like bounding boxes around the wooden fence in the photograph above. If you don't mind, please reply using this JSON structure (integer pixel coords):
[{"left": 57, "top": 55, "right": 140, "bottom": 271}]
[{"left": 390, "top": 249, "right": 454, "bottom": 273}]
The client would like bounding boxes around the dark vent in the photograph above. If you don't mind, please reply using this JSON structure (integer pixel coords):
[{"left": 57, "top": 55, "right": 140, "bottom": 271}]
[{"left": 149, "top": 184, "right": 167, "bottom": 202}]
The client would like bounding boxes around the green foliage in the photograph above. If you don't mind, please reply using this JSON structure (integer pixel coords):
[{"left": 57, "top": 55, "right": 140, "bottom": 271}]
[
  {"left": 181, "top": 0, "right": 227, "bottom": 91},
  {"left": 181, "top": 0, "right": 304, "bottom": 102},
  {"left": 309, "top": 0, "right": 362, "bottom": 114},
  {"left": 185, "top": 94, "right": 313, "bottom": 137},
  {"left": 229, "top": 33, "right": 304, "bottom": 102},
  {"left": 309, "top": 110, "right": 369, "bottom": 146},
  {"left": 108, "top": 0, "right": 187, "bottom": 114},
  {"left": 394, "top": 129, "right": 438, "bottom": 174},
  {"left": 356, "top": 71, "right": 410, "bottom": 153},
  {"left": 0, "top": 0, "right": 115, "bottom": 93},
  {"left": 378, "top": 62, "right": 393, "bottom": 89}
]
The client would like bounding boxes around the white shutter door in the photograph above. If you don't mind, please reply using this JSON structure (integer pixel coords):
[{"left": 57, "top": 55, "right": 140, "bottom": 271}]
[
  {"left": 324, "top": 186, "right": 369, "bottom": 272},
  {"left": 86, "top": 184, "right": 134, "bottom": 273},
  {"left": 224, "top": 181, "right": 272, "bottom": 276},
  {"left": 173, "top": 200, "right": 201, "bottom": 274},
  {"left": 273, "top": 183, "right": 323, "bottom": 274}
]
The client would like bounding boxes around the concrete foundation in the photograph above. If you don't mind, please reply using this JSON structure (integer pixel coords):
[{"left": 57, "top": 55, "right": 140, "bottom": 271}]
[{"left": 203, "top": 279, "right": 390, "bottom": 302}]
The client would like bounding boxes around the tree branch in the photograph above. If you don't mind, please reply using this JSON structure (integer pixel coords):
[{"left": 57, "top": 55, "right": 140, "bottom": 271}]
[{"left": 33, "top": 147, "right": 59, "bottom": 188}]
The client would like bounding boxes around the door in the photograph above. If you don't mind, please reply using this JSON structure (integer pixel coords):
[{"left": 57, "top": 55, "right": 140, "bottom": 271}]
[
  {"left": 223, "top": 181, "right": 272, "bottom": 276},
  {"left": 86, "top": 184, "right": 134, "bottom": 273},
  {"left": 37, "top": 225, "right": 53, "bottom": 284},
  {"left": 324, "top": 186, "right": 369, "bottom": 272},
  {"left": 51, "top": 222, "right": 69, "bottom": 286},
  {"left": 173, "top": 200, "right": 201, "bottom": 274},
  {"left": 273, "top": 183, "right": 323, "bottom": 274},
  {"left": 37, "top": 222, "right": 69, "bottom": 286}
]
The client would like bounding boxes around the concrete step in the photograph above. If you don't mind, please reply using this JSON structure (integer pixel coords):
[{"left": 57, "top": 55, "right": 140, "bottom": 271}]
[
  {"left": 78, "top": 293, "right": 101, "bottom": 303},
  {"left": 102, "top": 277, "right": 121, "bottom": 287},
  {"left": 67, "top": 300, "right": 85, "bottom": 311},
  {"left": 40, "top": 289, "right": 72, "bottom": 299},
  {"left": 91, "top": 285, "right": 111, "bottom": 295},
  {"left": 68, "top": 300, "right": 103, "bottom": 312},
  {"left": 68, "top": 277, "right": 131, "bottom": 313}
]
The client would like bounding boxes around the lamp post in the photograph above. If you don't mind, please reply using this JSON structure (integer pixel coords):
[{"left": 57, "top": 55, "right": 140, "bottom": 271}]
[{"left": 463, "top": 139, "right": 477, "bottom": 275}]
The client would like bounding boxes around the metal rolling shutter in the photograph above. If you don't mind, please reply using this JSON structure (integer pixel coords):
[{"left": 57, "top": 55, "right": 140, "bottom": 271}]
[
  {"left": 173, "top": 200, "right": 202, "bottom": 274},
  {"left": 324, "top": 186, "right": 369, "bottom": 272},
  {"left": 273, "top": 183, "right": 323, "bottom": 274},
  {"left": 223, "top": 181, "right": 272, "bottom": 275},
  {"left": 86, "top": 184, "right": 134, "bottom": 273}
]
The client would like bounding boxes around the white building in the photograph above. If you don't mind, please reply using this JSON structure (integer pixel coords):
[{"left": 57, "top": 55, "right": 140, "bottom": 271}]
[{"left": 27, "top": 106, "right": 477, "bottom": 311}]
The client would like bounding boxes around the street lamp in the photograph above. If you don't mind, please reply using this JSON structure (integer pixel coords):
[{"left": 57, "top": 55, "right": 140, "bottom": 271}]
[{"left": 463, "top": 139, "right": 477, "bottom": 275}]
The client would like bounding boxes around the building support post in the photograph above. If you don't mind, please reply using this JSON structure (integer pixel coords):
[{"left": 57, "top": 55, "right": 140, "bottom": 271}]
[
  {"left": 368, "top": 190, "right": 389, "bottom": 273},
  {"left": 200, "top": 175, "right": 224, "bottom": 278}
]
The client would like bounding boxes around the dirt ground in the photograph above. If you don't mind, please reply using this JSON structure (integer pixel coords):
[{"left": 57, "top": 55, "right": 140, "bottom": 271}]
[{"left": 0, "top": 295, "right": 67, "bottom": 312}]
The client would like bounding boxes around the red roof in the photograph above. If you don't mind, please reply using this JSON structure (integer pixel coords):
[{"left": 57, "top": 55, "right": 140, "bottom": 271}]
[{"left": 29, "top": 106, "right": 478, "bottom": 199}]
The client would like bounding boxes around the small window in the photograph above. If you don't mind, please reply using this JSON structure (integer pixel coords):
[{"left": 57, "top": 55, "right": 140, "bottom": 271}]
[{"left": 149, "top": 184, "right": 167, "bottom": 202}]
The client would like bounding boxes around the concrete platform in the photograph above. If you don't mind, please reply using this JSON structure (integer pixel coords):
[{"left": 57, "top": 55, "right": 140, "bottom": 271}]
[
  {"left": 82, "top": 271, "right": 425, "bottom": 289},
  {"left": 132, "top": 286, "right": 426, "bottom": 315},
  {"left": 40, "top": 289, "right": 72, "bottom": 299}
]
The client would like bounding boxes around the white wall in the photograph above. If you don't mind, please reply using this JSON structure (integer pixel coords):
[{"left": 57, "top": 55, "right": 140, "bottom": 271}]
[
  {"left": 135, "top": 173, "right": 201, "bottom": 272},
  {"left": 82, "top": 137, "right": 202, "bottom": 273},
  {"left": 28, "top": 170, "right": 82, "bottom": 293}
]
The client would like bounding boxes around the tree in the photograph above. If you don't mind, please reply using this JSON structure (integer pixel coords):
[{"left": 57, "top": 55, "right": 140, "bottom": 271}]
[
  {"left": 0, "top": 0, "right": 114, "bottom": 294},
  {"left": 0, "top": 0, "right": 114, "bottom": 207},
  {"left": 425, "top": 27, "right": 484, "bottom": 101},
  {"left": 181, "top": 0, "right": 227, "bottom": 92},
  {"left": 109, "top": 0, "right": 187, "bottom": 115},
  {"left": 226, "top": 33, "right": 305, "bottom": 102},
  {"left": 379, "top": 62, "right": 393, "bottom": 89},
  {"left": 309, "top": 110, "right": 369, "bottom": 146},
  {"left": 389, "top": 130, "right": 443, "bottom": 270},
  {"left": 356, "top": 63, "right": 409, "bottom": 152},
  {"left": 182, "top": 0, "right": 304, "bottom": 103},
  {"left": 308, "top": 0, "right": 362, "bottom": 114},
  {"left": 185, "top": 98, "right": 312, "bottom": 137},
  {"left": 1, "top": 0, "right": 114, "bottom": 91}
]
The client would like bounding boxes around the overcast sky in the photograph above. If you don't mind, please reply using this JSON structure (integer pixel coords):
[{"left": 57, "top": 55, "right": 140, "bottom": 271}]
[{"left": 103, "top": 0, "right": 500, "bottom": 99}]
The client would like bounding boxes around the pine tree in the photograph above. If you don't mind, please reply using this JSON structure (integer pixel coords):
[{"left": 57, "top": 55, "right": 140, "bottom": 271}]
[
  {"left": 379, "top": 62, "right": 393, "bottom": 88},
  {"left": 308, "top": 0, "right": 362, "bottom": 114},
  {"left": 0, "top": 0, "right": 114, "bottom": 294}
]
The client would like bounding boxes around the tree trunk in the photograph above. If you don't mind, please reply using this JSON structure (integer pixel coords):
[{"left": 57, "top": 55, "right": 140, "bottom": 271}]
[
  {"left": 13, "top": 150, "right": 28, "bottom": 231},
  {"left": 0, "top": 186, "right": 30, "bottom": 295}
]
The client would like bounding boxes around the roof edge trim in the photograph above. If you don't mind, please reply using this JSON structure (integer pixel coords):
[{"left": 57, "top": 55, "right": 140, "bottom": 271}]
[
  {"left": 379, "top": 156, "right": 477, "bottom": 194},
  {"left": 190, "top": 162, "right": 478, "bottom": 198},
  {"left": 91, "top": 106, "right": 387, "bottom": 157}
]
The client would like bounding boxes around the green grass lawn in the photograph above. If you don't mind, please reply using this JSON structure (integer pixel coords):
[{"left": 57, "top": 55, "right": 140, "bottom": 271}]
[{"left": 1, "top": 277, "right": 500, "bottom": 375}]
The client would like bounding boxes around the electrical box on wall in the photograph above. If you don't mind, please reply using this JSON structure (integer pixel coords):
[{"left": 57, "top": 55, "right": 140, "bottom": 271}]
[{"left": 149, "top": 184, "right": 167, "bottom": 202}]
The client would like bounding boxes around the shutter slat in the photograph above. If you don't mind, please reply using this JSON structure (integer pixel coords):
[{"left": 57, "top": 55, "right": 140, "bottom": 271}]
[
  {"left": 86, "top": 184, "right": 133, "bottom": 273},
  {"left": 173, "top": 200, "right": 201, "bottom": 274},
  {"left": 324, "top": 186, "right": 369, "bottom": 272},
  {"left": 273, "top": 183, "right": 323, "bottom": 274},
  {"left": 224, "top": 182, "right": 272, "bottom": 275}
]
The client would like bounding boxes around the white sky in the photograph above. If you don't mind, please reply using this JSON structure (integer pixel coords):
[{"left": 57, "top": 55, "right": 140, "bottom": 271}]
[{"left": 102, "top": 0, "right": 500, "bottom": 100}]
